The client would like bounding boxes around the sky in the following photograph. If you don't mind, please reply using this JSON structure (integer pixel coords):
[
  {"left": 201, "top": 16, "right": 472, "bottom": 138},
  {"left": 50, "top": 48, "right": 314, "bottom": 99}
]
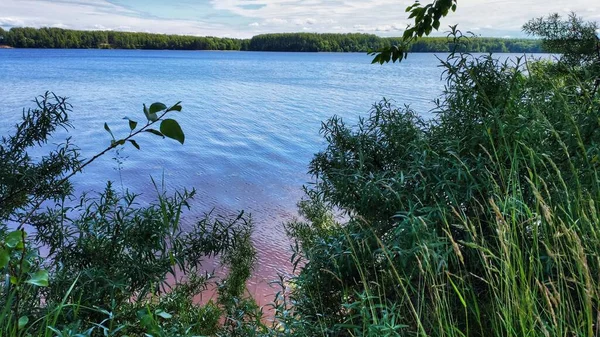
[{"left": 0, "top": 0, "right": 598, "bottom": 38}]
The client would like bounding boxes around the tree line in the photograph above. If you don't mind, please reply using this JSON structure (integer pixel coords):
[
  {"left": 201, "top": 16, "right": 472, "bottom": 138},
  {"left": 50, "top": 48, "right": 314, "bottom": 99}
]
[
  {"left": 0, "top": 27, "right": 544, "bottom": 53},
  {"left": 249, "top": 33, "right": 543, "bottom": 53},
  {"left": 0, "top": 27, "right": 247, "bottom": 50}
]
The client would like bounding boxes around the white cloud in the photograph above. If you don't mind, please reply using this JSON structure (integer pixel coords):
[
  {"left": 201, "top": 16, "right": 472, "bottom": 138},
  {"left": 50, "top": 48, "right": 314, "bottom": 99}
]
[
  {"left": 0, "top": 17, "right": 26, "bottom": 27},
  {"left": 0, "top": 0, "right": 241, "bottom": 37},
  {"left": 293, "top": 18, "right": 317, "bottom": 26},
  {"left": 0, "top": 0, "right": 598, "bottom": 38},
  {"left": 212, "top": 0, "right": 599, "bottom": 37},
  {"left": 264, "top": 18, "right": 288, "bottom": 25}
]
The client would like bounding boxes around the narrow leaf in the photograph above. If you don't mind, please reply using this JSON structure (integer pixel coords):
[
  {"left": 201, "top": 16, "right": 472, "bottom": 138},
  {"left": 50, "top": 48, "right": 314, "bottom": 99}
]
[
  {"left": 143, "top": 104, "right": 150, "bottom": 120},
  {"left": 104, "top": 122, "right": 115, "bottom": 140},
  {"left": 145, "top": 129, "right": 165, "bottom": 138},
  {"left": 128, "top": 139, "right": 140, "bottom": 150},
  {"left": 167, "top": 102, "right": 182, "bottom": 112}
]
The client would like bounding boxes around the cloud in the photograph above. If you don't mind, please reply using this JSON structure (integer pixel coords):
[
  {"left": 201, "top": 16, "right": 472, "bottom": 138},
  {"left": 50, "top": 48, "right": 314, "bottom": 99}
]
[
  {"left": 0, "top": 0, "right": 598, "bottom": 38},
  {"left": 0, "top": 0, "right": 241, "bottom": 36},
  {"left": 264, "top": 18, "right": 287, "bottom": 25},
  {"left": 211, "top": 0, "right": 599, "bottom": 37},
  {"left": 293, "top": 18, "right": 316, "bottom": 26},
  {"left": 0, "top": 17, "right": 27, "bottom": 27}
]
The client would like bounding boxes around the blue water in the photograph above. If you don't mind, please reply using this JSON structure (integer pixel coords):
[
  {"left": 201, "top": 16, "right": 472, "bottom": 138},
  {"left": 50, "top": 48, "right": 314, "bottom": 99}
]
[{"left": 0, "top": 49, "right": 449, "bottom": 297}]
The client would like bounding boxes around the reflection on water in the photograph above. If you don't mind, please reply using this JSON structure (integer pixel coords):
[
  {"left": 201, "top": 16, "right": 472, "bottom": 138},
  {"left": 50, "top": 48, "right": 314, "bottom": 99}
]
[{"left": 0, "top": 49, "right": 452, "bottom": 303}]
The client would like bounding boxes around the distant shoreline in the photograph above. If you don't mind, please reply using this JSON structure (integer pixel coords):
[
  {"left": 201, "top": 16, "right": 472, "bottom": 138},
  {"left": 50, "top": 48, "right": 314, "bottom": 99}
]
[
  {"left": 0, "top": 48, "right": 549, "bottom": 54},
  {"left": 0, "top": 27, "right": 544, "bottom": 54}
]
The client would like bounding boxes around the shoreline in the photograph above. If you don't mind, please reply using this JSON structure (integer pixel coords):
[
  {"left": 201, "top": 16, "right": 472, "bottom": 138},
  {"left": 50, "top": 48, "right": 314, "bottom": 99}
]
[{"left": 0, "top": 47, "right": 550, "bottom": 54}]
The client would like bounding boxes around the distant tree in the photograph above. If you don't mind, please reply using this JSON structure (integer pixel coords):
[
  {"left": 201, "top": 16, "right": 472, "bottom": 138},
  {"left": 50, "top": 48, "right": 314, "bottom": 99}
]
[
  {"left": 524, "top": 13, "right": 600, "bottom": 110},
  {"left": 247, "top": 33, "right": 541, "bottom": 53},
  {"left": 2, "top": 27, "right": 248, "bottom": 50},
  {"left": 524, "top": 13, "right": 600, "bottom": 68}
]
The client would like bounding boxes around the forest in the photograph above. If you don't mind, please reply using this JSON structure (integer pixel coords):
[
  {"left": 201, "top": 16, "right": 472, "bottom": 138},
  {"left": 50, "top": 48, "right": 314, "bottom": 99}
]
[
  {"left": 0, "top": 27, "right": 543, "bottom": 53},
  {"left": 2, "top": 2, "right": 600, "bottom": 336},
  {"left": 249, "top": 33, "right": 543, "bottom": 53},
  {"left": 0, "top": 27, "right": 246, "bottom": 50}
]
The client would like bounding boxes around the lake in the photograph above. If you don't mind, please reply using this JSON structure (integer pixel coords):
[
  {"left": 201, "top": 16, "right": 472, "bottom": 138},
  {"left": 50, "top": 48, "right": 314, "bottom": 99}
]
[{"left": 0, "top": 49, "right": 465, "bottom": 302}]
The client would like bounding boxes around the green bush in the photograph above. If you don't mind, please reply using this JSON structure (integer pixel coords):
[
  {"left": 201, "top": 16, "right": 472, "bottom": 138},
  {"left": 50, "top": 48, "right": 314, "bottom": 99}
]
[
  {"left": 0, "top": 94, "right": 261, "bottom": 336},
  {"left": 282, "top": 14, "right": 600, "bottom": 337}
]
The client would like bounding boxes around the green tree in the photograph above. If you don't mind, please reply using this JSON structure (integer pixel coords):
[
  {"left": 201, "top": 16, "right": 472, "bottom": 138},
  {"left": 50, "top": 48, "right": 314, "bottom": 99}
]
[
  {"left": 282, "top": 14, "right": 600, "bottom": 337},
  {"left": 1, "top": 94, "right": 261, "bottom": 336}
]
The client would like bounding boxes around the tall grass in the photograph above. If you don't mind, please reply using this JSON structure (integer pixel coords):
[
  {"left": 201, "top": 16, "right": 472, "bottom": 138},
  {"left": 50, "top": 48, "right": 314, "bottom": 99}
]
[
  {"left": 281, "top": 131, "right": 600, "bottom": 336},
  {"left": 280, "top": 38, "right": 600, "bottom": 336}
]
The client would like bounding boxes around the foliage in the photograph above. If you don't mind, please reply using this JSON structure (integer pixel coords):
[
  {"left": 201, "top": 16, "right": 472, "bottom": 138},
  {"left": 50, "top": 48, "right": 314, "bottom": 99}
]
[
  {"left": 370, "top": 0, "right": 457, "bottom": 63},
  {"left": 282, "top": 14, "right": 600, "bottom": 336},
  {"left": 524, "top": 13, "right": 600, "bottom": 67},
  {"left": 248, "top": 33, "right": 541, "bottom": 53},
  {"left": 0, "top": 93, "right": 185, "bottom": 230},
  {"left": 524, "top": 13, "right": 600, "bottom": 96},
  {"left": 3, "top": 7, "right": 600, "bottom": 337},
  {"left": 0, "top": 94, "right": 260, "bottom": 336},
  {"left": 0, "top": 93, "right": 79, "bottom": 222},
  {"left": 2, "top": 27, "right": 245, "bottom": 50},
  {"left": 0, "top": 26, "right": 544, "bottom": 54}
]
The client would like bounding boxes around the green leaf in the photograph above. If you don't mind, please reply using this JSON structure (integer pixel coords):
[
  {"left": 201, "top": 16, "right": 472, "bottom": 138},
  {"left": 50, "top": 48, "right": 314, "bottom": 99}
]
[
  {"left": 5, "top": 230, "right": 24, "bottom": 249},
  {"left": 128, "top": 139, "right": 140, "bottom": 150},
  {"left": 26, "top": 270, "right": 49, "bottom": 287},
  {"left": 18, "top": 316, "right": 28, "bottom": 330},
  {"left": 21, "top": 259, "right": 31, "bottom": 273},
  {"left": 104, "top": 123, "right": 115, "bottom": 140},
  {"left": 143, "top": 104, "right": 158, "bottom": 122},
  {"left": 160, "top": 119, "right": 185, "bottom": 145},
  {"left": 149, "top": 103, "right": 167, "bottom": 115},
  {"left": 128, "top": 119, "right": 138, "bottom": 131},
  {"left": 145, "top": 129, "right": 164, "bottom": 138},
  {"left": 0, "top": 249, "right": 9, "bottom": 269},
  {"left": 167, "top": 102, "right": 182, "bottom": 112},
  {"left": 155, "top": 310, "right": 172, "bottom": 319}
]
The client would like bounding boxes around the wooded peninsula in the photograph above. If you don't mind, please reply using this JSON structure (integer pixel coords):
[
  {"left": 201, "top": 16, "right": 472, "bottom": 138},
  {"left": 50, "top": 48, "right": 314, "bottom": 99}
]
[{"left": 0, "top": 27, "right": 543, "bottom": 53}]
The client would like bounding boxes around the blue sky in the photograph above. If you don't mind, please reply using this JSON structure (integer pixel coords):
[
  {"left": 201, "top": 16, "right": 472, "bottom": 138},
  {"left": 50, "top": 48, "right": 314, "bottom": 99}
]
[{"left": 0, "top": 0, "right": 598, "bottom": 38}]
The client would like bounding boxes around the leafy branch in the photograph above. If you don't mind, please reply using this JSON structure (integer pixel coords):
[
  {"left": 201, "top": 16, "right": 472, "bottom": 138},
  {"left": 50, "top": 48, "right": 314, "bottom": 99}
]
[
  {"left": 16, "top": 101, "right": 186, "bottom": 230},
  {"left": 369, "top": 0, "right": 457, "bottom": 64}
]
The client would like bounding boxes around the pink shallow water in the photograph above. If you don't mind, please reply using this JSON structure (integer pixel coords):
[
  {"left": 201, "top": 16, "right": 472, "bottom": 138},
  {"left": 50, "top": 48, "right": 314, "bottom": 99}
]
[{"left": 179, "top": 203, "right": 299, "bottom": 308}]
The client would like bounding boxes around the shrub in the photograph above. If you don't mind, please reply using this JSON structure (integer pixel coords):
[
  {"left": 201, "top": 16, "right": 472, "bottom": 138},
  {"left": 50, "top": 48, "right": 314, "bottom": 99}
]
[
  {"left": 0, "top": 94, "right": 259, "bottom": 336},
  {"left": 283, "top": 14, "right": 600, "bottom": 337}
]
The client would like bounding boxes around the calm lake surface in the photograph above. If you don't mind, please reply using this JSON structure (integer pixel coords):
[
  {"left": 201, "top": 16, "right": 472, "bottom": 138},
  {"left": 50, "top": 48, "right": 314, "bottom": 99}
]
[{"left": 0, "top": 49, "right": 521, "bottom": 302}]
